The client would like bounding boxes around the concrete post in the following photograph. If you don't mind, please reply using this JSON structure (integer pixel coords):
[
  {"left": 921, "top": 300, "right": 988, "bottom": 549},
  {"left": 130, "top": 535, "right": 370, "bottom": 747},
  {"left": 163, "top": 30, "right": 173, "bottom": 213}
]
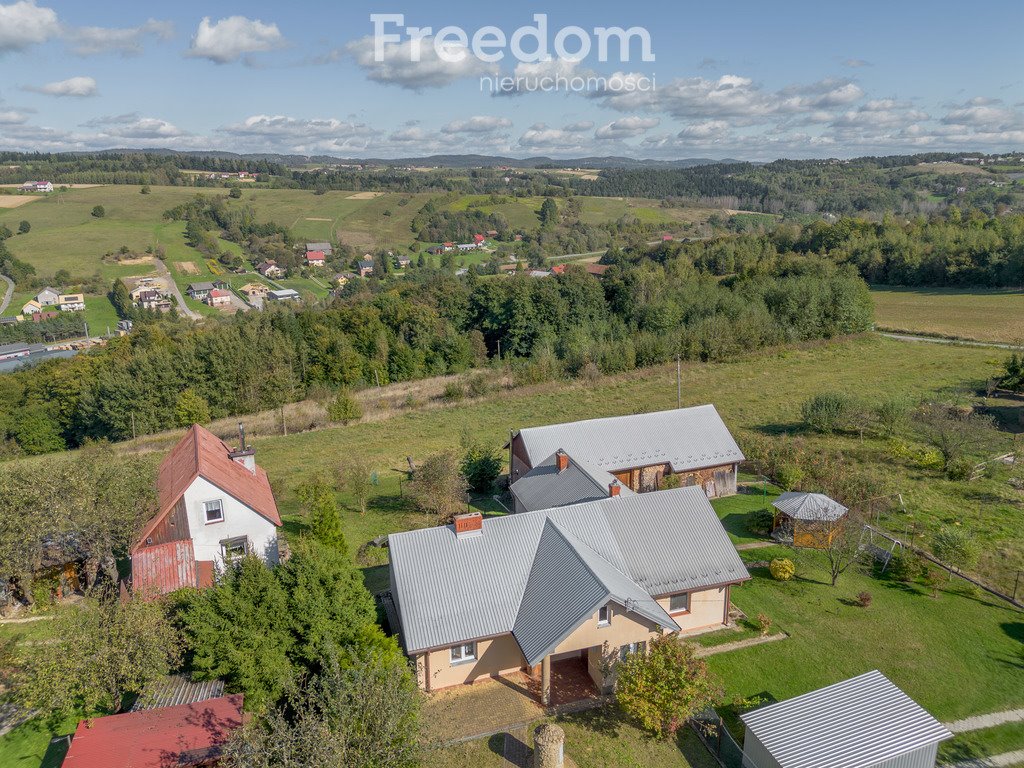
[
  {"left": 533, "top": 723, "right": 564, "bottom": 768},
  {"left": 541, "top": 655, "right": 551, "bottom": 706}
]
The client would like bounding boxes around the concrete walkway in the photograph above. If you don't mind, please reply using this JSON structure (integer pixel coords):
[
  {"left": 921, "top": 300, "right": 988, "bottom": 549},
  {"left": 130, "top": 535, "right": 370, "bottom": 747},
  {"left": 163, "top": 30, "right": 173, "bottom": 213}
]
[
  {"left": 942, "top": 750, "right": 1024, "bottom": 768},
  {"left": 944, "top": 709, "right": 1024, "bottom": 733},
  {"left": 735, "top": 541, "right": 775, "bottom": 551},
  {"left": 693, "top": 632, "right": 788, "bottom": 658}
]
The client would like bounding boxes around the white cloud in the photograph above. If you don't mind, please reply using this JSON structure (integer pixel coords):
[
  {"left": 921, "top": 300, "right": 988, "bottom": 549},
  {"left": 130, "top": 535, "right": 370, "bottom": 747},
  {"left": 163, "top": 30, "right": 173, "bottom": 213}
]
[
  {"left": 0, "top": 110, "right": 28, "bottom": 124},
  {"left": 347, "top": 34, "right": 497, "bottom": 89},
  {"left": 27, "top": 75, "right": 97, "bottom": 97},
  {"left": 842, "top": 58, "right": 872, "bottom": 68},
  {"left": 0, "top": 0, "right": 59, "bottom": 52},
  {"left": 441, "top": 115, "right": 512, "bottom": 134},
  {"left": 518, "top": 123, "right": 587, "bottom": 151},
  {"left": 68, "top": 19, "right": 173, "bottom": 56},
  {"left": 676, "top": 120, "right": 728, "bottom": 139},
  {"left": 188, "top": 16, "right": 284, "bottom": 64},
  {"left": 82, "top": 113, "right": 185, "bottom": 140},
  {"left": 595, "top": 116, "right": 660, "bottom": 140},
  {"left": 564, "top": 120, "right": 594, "bottom": 132}
]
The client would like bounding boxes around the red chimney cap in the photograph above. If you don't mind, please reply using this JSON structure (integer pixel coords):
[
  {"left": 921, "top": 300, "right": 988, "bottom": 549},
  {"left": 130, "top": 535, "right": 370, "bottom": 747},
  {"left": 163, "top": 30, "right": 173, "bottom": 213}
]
[
  {"left": 556, "top": 450, "right": 569, "bottom": 472},
  {"left": 609, "top": 480, "right": 621, "bottom": 497}
]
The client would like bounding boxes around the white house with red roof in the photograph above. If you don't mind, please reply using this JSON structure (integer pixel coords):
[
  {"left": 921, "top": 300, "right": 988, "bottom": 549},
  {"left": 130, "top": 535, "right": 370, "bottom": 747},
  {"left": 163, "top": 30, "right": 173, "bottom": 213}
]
[
  {"left": 305, "top": 250, "right": 327, "bottom": 266},
  {"left": 131, "top": 424, "right": 281, "bottom": 596},
  {"left": 205, "top": 288, "right": 231, "bottom": 307}
]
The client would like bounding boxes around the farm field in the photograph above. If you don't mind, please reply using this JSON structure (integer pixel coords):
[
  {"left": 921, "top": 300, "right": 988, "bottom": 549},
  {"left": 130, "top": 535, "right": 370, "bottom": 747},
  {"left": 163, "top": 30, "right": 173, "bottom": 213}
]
[{"left": 872, "top": 286, "right": 1024, "bottom": 343}]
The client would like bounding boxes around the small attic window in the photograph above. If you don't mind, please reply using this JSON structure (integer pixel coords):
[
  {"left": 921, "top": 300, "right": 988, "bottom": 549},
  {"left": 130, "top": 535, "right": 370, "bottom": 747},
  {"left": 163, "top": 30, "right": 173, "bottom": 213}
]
[
  {"left": 204, "top": 499, "right": 224, "bottom": 524},
  {"left": 598, "top": 605, "right": 611, "bottom": 627}
]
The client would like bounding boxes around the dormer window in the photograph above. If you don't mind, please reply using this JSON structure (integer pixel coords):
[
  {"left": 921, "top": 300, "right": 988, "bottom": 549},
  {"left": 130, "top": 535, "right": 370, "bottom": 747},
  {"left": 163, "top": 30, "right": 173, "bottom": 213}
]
[
  {"left": 598, "top": 605, "right": 611, "bottom": 627},
  {"left": 204, "top": 499, "right": 224, "bottom": 524}
]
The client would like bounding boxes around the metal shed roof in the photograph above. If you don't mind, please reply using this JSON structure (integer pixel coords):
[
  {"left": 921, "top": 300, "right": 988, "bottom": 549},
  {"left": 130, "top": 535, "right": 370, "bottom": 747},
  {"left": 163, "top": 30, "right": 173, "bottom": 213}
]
[
  {"left": 740, "top": 670, "right": 951, "bottom": 768},
  {"left": 509, "top": 451, "right": 635, "bottom": 513},
  {"left": 515, "top": 405, "right": 744, "bottom": 474},
  {"left": 389, "top": 486, "right": 749, "bottom": 656},
  {"left": 771, "top": 492, "right": 848, "bottom": 522}
]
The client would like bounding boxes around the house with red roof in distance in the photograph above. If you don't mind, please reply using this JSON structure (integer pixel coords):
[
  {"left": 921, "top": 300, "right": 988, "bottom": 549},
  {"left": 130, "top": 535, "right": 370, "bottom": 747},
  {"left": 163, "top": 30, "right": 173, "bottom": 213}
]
[
  {"left": 130, "top": 424, "right": 281, "bottom": 596},
  {"left": 551, "top": 263, "right": 610, "bottom": 278},
  {"left": 473, "top": 233, "right": 485, "bottom": 246},
  {"left": 305, "top": 250, "right": 327, "bottom": 267},
  {"left": 205, "top": 289, "right": 232, "bottom": 308},
  {"left": 442, "top": 242, "right": 455, "bottom": 251},
  {"left": 662, "top": 234, "right": 674, "bottom": 242},
  {"left": 60, "top": 694, "right": 244, "bottom": 768}
]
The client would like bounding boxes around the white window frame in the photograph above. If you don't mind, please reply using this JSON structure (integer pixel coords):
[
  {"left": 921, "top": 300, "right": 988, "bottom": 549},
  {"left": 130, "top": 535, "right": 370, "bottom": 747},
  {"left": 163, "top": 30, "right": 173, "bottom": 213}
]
[
  {"left": 203, "top": 499, "right": 224, "bottom": 525},
  {"left": 221, "top": 536, "right": 248, "bottom": 562},
  {"left": 619, "top": 641, "right": 646, "bottom": 662},
  {"left": 597, "top": 605, "right": 611, "bottom": 627},
  {"left": 450, "top": 642, "right": 477, "bottom": 665},
  {"left": 669, "top": 592, "right": 690, "bottom": 614}
]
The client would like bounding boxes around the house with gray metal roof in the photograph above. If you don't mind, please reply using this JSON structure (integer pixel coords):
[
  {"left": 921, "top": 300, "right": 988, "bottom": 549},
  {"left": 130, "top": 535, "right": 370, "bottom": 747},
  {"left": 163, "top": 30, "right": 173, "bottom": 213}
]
[
  {"left": 508, "top": 405, "right": 744, "bottom": 498},
  {"left": 509, "top": 449, "right": 636, "bottom": 514},
  {"left": 388, "top": 486, "right": 749, "bottom": 704},
  {"left": 740, "top": 670, "right": 951, "bottom": 768}
]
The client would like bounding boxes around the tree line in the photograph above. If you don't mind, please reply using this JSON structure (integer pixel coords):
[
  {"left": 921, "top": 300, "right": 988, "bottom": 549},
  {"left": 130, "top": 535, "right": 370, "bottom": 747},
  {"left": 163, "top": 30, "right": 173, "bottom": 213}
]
[
  {"left": 0, "top": 241, "right": 871, "bottom": 457},
  {"left": 673, "top": 209, "right": 1024, "bottom": 287}
]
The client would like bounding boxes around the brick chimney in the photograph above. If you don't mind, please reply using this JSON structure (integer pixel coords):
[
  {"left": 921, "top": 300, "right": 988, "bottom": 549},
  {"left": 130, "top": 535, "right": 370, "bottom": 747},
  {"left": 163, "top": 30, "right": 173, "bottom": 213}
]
[
  {"left": 608, "top": 480, "right": 621, "bottom": 497},
  {"left": 555, "top": 449, "right": 569, "bottom": 473},
  {"left": 454, "top": 512, "right": 483, "bottom": 539}
]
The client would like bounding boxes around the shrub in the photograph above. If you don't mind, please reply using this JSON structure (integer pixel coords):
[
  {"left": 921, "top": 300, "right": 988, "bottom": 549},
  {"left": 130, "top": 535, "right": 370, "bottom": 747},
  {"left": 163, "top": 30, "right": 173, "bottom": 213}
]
[
  {"left": 327, "top": 390, "right": 362, "bottom": 425},
  {"left": 465, "top": 374, "right": 494, "bottom": 398},
  {"left": 886, "top": 551, "right": 920, "bottom": 583},
  {"left": 946, "top": 457, "right": 975, "bottom": 482},
  {"left": 932, "top": 526, "right": 979, "bottom": 572},
  {"left": 461, "top": 443, "right": 502, "bottom": 494},
  {"left": 775, "top": 464, "right": 803, "bottom": 491},
  {"left": 769, "top": 558, "right": 795, "bottom": 581},
  {"left": 856, "top": 591, "right": 872, "bottom": 608},
  {"left": 659, "top": 473, "right": 681, "bottom": 490},
  {"left": 442, "top": 382, "right": 465, "bottom": 402},
  {"left": 756, "top": 613, "right": 772, "bottom": 637},
  {"left": 874, "top": 396, "right": 911, "bottom": 437},
  {"left": 91, "top": 205, "right": 105, "bottom": 218},
  {"left": 801, "top": 392, "right": 853, "bottom": 434},
  {"left": 745, "top": 507, "right": 774, "bottom": 536}
]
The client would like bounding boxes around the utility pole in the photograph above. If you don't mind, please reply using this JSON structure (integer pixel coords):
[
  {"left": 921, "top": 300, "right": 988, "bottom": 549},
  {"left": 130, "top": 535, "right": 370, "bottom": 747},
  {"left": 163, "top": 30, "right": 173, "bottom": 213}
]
[
  {"left": 131, "top": 411, "right": 136, "bottom": 440},
  {"left": 676, "top": 355, "right": 681, "bottom": 408},
  {"left": 497, "top": 339, "right": 501, "bottom": 363}
]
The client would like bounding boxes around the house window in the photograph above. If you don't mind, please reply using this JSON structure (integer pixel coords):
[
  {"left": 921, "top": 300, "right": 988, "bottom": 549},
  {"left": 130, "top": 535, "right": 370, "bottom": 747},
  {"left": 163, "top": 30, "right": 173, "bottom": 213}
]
[
  {"left": 598, "top": 605, "right": 611, "bottom": 627},
  {"left": 450, "top": 642, "right": 476, "bottom": 665},
  {"left": 221, "top": 537, "right": 248, "bottom": 562},
  {"left": 669, "top": 593, "right": 690, "bottom": 614},
  {"left": 203, "top": 500, "right": 224, "bottom": 524},
  {"left": 619, "top": 641, "right": 646, "bottom": 662}
]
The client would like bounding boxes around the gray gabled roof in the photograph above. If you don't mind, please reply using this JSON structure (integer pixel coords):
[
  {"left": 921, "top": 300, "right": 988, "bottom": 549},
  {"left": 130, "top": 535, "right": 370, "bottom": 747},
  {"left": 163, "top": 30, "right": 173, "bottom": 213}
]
[
  {"left": 187, "top": 282, "right": 216, "bottom": 292},
  {"left": 306, "top": 242, "right": 332, "bottom": 252},
  {"left": 388, "top": 487, "right": 749, "bottom": 657},
  {"left": 515, "top": 405, "right": 744, "bottom": 474},
  {"left": 740, "top": 670, "right": 951, "bottom": 768},
  {"left": 510, "top": 451, "right": 635, "bottom": 513},
  {"left": 771, "top": 492, "right": 848, "bottom": 522}
]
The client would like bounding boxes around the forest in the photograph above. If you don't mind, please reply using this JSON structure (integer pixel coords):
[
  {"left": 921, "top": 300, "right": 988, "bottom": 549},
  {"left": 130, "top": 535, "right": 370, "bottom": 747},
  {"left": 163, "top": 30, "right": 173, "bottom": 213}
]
[
  {"left": 0, "top": 246, "right": 871, "bottom": 457},
  {"left": 672, "top": 210, "right": 1024, "bottom": 286}
]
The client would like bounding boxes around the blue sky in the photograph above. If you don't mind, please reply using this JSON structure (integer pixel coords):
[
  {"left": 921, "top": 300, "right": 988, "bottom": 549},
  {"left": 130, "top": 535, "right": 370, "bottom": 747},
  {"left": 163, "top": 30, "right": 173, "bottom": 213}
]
[{"left": 0, "top": 0, "right": 1022, "bottom": 159}]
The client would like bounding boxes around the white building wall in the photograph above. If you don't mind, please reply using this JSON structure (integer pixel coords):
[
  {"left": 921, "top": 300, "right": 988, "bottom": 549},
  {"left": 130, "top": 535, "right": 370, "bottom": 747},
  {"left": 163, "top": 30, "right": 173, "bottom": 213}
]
[
  {"left": 182, "top": 476, "right": 279, "bottom": 570},
  {"left": 742, "top": 728, "right": 940, "bottom": 768}
]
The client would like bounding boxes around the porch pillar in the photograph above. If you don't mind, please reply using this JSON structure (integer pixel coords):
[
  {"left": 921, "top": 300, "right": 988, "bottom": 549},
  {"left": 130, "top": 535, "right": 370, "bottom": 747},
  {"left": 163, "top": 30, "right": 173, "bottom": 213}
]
[{"left": 541, "top": 654, "right": 551, "bottom": 706}]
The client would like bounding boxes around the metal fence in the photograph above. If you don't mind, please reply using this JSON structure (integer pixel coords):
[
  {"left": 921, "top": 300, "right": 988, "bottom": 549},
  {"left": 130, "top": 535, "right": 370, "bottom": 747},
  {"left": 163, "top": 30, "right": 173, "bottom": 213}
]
[{"left": 691, "top": 709, "right": 745, "bottom": 768}]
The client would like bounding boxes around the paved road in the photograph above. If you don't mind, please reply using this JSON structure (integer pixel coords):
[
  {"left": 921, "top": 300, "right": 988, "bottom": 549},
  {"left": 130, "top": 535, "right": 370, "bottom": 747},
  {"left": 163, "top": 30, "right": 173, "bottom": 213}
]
[
  {"left": 0, "top": 272, "right": 13, "bottom": 315},
  {"left": 153, "top": 259, "right": 200, "bottom": 320},
  {"left": 879, "top": 332, "right": 1023, "bottom": 351}
]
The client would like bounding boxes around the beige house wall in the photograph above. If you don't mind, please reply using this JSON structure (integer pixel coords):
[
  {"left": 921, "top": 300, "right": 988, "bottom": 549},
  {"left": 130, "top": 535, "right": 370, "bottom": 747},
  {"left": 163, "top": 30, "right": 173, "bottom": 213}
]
[
  {"left": 656, "top": 587, "right": 728, "bottom": 634},
  {"left": 553, "top": 602, "right": 662, "bottom": 656},
  {"left": 417, "top": 634, "right": 526, "bottom": 691}
]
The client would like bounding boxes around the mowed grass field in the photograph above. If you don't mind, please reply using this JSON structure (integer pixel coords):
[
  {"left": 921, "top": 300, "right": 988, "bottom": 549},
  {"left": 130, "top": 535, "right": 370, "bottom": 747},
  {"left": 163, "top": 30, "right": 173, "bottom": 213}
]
[{"left": 872, "top": 286, "right": 1024, "bottom": 343}]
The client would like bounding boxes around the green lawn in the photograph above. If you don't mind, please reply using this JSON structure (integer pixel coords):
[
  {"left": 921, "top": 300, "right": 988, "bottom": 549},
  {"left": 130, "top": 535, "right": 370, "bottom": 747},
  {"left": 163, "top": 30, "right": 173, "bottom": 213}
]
[
  {"left": 709, "top": 545, "right": 1024, "bottom": 725},
  {"left": 428, "top": 709, "right": 720, "bottom": 768},
  {"left": 940, "top": 721, "right": 1024, "bottom": 764},
  {"left": 871, "top": 286, "right": 1024, "bottom": 343},
  {"left": 711, "top": 483, "right": 780, "bottom": 546}
]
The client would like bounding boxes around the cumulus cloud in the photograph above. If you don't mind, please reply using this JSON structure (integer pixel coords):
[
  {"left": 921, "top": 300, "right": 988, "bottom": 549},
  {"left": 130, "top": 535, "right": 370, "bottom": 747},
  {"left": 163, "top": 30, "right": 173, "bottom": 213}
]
[
  {"left": 564, "top": 120, "right": 594, "bottom": 132},
  {"left": 441, "top": 115, "right": 512, "bottom": 134},
  {"left": 27, "top": 75, "right": 97, "bottom": 97},
  {"left": 347, "top": 34, "right": 497, "bottom": 89},
  {"left": 595, "top": 116, "right": 660, "bottom": 140},
  {"left": 81, "top": 113, "right": 185, "bottom": 139},
  {"left": 518, "top": 123, "right": 587, "bottom": 151},
  {"left": 188, "top": 16, "right": 284, "bottom": 64},
  {"left": 0, "top": 0, "right": 59, "bottom": 52},
  {"left": 0, "top": 109, "right": 29, "bottom": 124},
  {"left": 68, "top": 19, "right": 173, "bottom": 56},
  {"left": 842, "top": 58, "right": 872, "bottom": 68},
  {"left": 676, "top": 120, "right": 729, "bottom": 139}
]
